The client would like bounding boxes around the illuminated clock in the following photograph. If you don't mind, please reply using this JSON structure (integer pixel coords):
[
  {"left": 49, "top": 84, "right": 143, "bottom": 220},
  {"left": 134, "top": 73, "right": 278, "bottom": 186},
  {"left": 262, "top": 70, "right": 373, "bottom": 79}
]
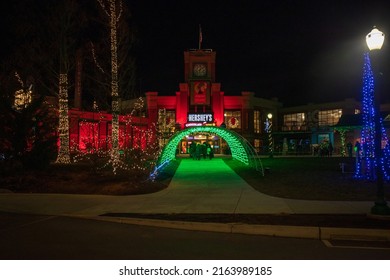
[{"left": 193, "top": 63, "right": 207, "bottom": 77}]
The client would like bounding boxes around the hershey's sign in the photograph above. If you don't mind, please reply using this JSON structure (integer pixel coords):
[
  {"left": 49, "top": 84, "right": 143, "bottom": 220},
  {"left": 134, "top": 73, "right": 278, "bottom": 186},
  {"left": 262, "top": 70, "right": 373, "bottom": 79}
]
[{"left": 187, "top": 113, "right": 213, "bottom": 122}]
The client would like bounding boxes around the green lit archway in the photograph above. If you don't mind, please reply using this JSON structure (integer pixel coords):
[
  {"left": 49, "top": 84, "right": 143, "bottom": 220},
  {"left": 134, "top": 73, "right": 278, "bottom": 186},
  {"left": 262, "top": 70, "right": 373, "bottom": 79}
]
[{"left": 155, "top": 126, "right": 263, "bottom": 176}]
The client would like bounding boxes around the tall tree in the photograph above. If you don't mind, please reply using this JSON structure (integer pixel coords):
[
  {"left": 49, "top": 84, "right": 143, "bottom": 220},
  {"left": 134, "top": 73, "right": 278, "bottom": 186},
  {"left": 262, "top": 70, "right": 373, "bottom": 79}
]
[
  {"left": 97, "top": 0, "right": 131, "bottom": 172},
  {"left": 55, "top": 1, "right": 79, "bottom": 164}
]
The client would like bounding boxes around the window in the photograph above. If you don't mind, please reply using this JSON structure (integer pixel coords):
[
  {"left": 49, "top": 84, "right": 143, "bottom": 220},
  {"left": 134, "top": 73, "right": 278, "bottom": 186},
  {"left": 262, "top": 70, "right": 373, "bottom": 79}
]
[
  {"left": 158, "top": 109, "right": 176, "bottom": 133},
  {"left": 224, "top": 110, "right": 241, "bottom": 129},
  {"left": 79, "top": 121, "right": 99, "bottom": 151},
  {"left": 318, "top": 109, "right": 342, "bottom": 126},
  {"left": 283, "top": 113, "right": 305, "bottom": 130},
  {"left": 254, "top": 139, "right": 262, "bottom": 153},
  {"left": 158, "top": 109, "right": 176, "bottom": 148},
  {"left": 254, "top": 110, "right": 260, "bottom": 133}
]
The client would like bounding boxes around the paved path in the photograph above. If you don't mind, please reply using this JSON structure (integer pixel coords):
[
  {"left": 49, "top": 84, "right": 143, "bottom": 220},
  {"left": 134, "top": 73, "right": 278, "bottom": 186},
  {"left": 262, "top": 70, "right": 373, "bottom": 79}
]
[{"left": 0, "top": 159, "right": 373, "bottom": 217}]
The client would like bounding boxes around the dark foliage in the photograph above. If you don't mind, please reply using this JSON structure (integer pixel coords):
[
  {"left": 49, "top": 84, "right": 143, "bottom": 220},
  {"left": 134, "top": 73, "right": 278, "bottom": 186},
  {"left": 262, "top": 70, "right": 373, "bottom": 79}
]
[{"left": 0, "top": 93, "right": 57, "bottom": 170}]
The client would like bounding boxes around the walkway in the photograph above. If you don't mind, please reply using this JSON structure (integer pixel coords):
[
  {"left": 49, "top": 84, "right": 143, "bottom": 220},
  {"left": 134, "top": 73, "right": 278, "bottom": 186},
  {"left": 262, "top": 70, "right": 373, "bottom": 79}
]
[{"left": 0, "top": 159, "right": 373, "bottom": 217}]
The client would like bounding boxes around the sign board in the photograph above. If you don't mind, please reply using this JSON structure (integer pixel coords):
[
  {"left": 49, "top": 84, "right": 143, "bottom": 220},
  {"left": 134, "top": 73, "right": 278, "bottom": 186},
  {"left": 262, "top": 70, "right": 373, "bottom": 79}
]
[{"left": 187, "top": 113, "right": 214, "bottom": 123}]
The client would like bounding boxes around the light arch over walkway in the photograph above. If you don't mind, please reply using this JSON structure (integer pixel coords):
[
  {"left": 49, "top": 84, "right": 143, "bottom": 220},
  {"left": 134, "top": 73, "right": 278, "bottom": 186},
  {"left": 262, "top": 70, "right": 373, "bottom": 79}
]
[{"left": 156, "top": 126, "right": 264, "bottom": 175}]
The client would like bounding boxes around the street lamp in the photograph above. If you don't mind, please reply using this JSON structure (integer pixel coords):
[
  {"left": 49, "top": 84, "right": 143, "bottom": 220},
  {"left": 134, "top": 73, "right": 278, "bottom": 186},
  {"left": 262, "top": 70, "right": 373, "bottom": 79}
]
[
  {"left": 266, "top": 113, "right": 273, "bottom": 158},
  {"left": 366, "top": 27, "right": 384, "bottom": 50},
  {"left": 366, "top": 27, "right": 390, "bottom": 215}
]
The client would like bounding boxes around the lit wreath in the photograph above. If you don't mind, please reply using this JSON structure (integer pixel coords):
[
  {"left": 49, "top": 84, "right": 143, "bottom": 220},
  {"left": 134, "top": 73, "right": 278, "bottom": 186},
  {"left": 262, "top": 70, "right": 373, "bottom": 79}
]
[{"left": 228, "top": 117, "right": 239, "bottom": 128}]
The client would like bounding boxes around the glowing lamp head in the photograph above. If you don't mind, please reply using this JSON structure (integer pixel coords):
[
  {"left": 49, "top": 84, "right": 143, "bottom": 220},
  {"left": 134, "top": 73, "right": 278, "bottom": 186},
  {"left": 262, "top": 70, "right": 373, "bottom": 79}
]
[
  {"left": 267, "top": 113, "right": 273, "bottom": 119},
  {"left": 366, "top": 27, "right": 385, "bottom": 50}
]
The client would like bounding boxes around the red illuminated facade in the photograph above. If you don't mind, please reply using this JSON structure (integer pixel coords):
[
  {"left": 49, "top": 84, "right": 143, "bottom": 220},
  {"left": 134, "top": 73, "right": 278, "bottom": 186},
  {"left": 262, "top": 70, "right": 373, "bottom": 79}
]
[
  {"left": 144, "top": 49, "right": 283, "bottom": 154},
  {"left": 67, "top": 109, "right": 152, "bottom": 152},
  {"left": 67, "top": 47, "right": 380, "bottom": 156},
  {"left": 67, "top": 48, "right": 282, "bottom": 154}
]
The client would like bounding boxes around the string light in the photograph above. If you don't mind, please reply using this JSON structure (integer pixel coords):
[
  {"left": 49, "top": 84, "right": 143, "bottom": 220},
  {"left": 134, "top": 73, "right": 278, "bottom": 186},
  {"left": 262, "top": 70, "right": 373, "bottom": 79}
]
[
  {"left": 72, "top": 119, "right": 159, "bottom": 174},
  {"left": 90, "top": 42, "right": 105, "bottom": 74},
  {"left": 339, "top": 129, "right": 347, "bottom": 157},
  {"left": 354, "top": 52, "right": 390, "bottom": 180},
  {"left": 154, "top": 126, "right": 264, "bottom": 178},
  {"left": 55, "top": 74, "right": 71, "bottom": 163},
  {"left": 97, "top": 0, "right": 123, "bottom": 172},
  {"left": 264, "top": 117, "right": 273, "bottom": 156},
  {"left": 13, "top": 72, "right": 32, "bottom": 111},
  {"left": 71, "top": 99, "right": 159, "bottom": 174}
]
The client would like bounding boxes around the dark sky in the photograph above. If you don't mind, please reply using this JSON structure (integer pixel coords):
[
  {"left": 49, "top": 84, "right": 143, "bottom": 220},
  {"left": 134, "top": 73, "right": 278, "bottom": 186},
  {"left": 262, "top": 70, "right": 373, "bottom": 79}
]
[
  {"left": 1, "top": 0, "right": 390, "bottom": 106},
  {"left": 128, "top": 0, "right": 390, "bottom": 106}
]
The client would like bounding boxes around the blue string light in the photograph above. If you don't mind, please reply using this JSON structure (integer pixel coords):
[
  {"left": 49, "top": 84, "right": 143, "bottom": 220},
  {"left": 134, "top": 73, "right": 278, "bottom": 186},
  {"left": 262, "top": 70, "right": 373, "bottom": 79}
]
[{"left": 354, "top": 52, "right": 390, "bottom": 181}]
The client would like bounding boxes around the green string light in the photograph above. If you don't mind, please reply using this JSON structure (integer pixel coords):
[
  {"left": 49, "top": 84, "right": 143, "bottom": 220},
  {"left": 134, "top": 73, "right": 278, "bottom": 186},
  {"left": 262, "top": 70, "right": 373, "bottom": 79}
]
[{"left": 155, "top": 126, "right": 263, "bottom": 176}]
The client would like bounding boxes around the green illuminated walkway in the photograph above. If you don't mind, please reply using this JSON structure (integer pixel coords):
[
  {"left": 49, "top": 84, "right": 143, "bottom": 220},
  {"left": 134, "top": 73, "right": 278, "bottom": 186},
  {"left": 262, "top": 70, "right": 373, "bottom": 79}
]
[
  {"left": 153, "top": 158, "right": 291, "bottom": 213},
  {"left": 170, "top": 158, "right": 249, "bottom": 190}
]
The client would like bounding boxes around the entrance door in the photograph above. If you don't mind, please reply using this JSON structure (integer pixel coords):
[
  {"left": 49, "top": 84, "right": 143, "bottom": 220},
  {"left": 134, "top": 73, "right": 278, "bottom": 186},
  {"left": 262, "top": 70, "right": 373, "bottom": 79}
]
[{"left": 180, "top": 133, "right": 221, "bottom": 155}]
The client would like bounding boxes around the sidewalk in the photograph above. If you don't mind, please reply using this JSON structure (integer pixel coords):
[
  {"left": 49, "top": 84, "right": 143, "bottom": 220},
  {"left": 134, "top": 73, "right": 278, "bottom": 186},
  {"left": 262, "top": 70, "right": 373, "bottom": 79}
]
[{"left": 0, "top": 159, "right": 389, "bottom": 240}]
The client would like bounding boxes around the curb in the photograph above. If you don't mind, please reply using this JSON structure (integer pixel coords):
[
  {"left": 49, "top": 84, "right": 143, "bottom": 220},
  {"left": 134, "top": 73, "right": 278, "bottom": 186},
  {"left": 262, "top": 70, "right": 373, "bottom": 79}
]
[{"left": 71, "top": 215, "right": 390, "bottom": 241}]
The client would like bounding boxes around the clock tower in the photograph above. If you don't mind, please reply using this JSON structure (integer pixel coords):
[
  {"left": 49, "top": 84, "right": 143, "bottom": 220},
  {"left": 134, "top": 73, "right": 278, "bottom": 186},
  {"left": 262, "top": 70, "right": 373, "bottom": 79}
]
[
  {"left": 175, "top": 48, "right": 224, "bottom": 128},
  {"left": 184, "top": 49, "right": 216, "bottom": 106},
  {"left": 184, "top": 49, "right": 216, "bottom": 82}
]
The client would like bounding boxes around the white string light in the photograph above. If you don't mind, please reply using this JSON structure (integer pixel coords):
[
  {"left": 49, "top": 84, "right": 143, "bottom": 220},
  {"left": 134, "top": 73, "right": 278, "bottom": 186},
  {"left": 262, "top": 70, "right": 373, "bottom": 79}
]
[
  {"left": 13, "top": 72, "right": 32, "bottom": 111},
  {"left": 97, "top": 0, "right": 122, "bottom": 172},
  {"left": 55, "top": 73, "right": 71, "bottom": 163}
]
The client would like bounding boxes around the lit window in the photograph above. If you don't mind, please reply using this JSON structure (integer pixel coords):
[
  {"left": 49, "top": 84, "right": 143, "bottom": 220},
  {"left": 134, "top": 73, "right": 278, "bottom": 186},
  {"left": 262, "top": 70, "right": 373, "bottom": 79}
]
[
  {"left": 254, "top": 139, "right": 262, "bottom": 153},
  {"left": 283, "top": 113, "right": 305, "bottom": 130},
  {"left": 158, "top": 109, "right": 176, "bottom": 133},
  {"left": 79, "top": 122, "right": 99, "bottom": 151},
  {"left": 318, "top": 109, "right": 342, "bottom": 126},
  {"left": 254, "top": 110, "right": 260, "bottom": 133}
]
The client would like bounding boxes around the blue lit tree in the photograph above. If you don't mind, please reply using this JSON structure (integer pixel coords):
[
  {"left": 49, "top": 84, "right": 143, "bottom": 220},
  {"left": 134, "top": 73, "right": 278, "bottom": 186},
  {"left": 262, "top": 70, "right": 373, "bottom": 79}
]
[{"left": 355, "top": 52, "right": 390, "bottom": 181}]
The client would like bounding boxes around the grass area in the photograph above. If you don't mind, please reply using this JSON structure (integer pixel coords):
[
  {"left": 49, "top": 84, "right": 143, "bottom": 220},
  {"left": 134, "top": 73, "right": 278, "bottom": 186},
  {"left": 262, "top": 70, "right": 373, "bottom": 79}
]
[
  {"left": 224, "top": 156, "right": 390, "bottom": 201},
  {"left": 0, "top": 159, "right": 181, "bottom": 195}
]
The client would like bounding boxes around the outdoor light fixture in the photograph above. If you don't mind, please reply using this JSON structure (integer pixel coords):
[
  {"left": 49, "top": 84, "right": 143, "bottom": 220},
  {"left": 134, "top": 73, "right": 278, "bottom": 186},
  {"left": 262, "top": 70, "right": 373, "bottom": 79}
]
[
  {"left": 267, "top": 113, "right": 273, "bottom": 119},
  {"left": 366, "top": 27, "right": 385, "bottom": 51}
]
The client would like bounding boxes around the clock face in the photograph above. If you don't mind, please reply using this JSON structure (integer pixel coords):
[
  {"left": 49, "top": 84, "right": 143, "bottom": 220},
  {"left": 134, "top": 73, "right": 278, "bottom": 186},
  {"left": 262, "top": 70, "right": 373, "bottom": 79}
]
[{"left": 193, "top": 63, "right": 207, "bottom": 77}]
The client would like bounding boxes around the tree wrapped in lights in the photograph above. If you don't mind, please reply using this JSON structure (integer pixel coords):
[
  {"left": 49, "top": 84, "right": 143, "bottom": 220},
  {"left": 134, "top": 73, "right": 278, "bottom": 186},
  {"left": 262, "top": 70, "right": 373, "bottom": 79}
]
[
  {"left": 55, "top": 74, "right": 71, "bottom": 163},
  {"left": 97, "top": 0, "right": 122, "bottom": 172},
  {"left": 337, "top": 129, "right": 347, "bottom": 157},
  {"left": 53, "top": 1, "right": 84, "bottom": 164},
  {"left": 355, "top": 52, "right": 390, "bottom": 180}
]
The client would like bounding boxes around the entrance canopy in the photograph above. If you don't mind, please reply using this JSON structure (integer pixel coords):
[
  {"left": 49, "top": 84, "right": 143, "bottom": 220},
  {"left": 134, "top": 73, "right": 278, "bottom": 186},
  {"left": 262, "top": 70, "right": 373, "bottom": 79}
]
[{"left": 155, "top": 126, "right": 263, "bottom": 175}]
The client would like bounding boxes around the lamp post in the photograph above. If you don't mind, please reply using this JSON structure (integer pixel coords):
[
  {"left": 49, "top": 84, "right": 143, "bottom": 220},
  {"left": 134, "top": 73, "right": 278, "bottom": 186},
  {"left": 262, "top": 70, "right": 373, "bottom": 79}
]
[
  {"left": 266, "top": 113, "right": 273, "bottom": 158},
  {"left": 366, "top": 27, "right": 390, "bottom": 215}
]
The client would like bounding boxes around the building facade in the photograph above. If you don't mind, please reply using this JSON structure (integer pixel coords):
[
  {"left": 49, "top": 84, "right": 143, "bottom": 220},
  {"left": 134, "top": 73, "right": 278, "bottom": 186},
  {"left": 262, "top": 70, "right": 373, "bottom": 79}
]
[
  {"left": 143, "top": 49, "right": 284, "bottom": 155},
  {"left": 67, "top": 48, "right": 390, "bottom": 156},
  {"left": 276, "top": 99, "right": 362, "bottom": 155}
]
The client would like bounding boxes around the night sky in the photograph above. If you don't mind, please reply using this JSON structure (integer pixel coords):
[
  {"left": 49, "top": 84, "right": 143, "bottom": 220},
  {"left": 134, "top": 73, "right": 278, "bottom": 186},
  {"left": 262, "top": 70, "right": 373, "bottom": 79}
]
[
  {"left": 128, "top": 0, "right": 390, "bottom": 106},
  {"left": 1, "top": 0, "right": 390, "bottom": 106}
]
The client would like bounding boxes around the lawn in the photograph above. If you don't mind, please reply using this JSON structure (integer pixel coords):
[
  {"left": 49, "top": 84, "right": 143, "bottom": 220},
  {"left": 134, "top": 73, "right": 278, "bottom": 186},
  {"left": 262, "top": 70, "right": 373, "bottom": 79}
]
[
  {"left": 0, "top": 159, "right": 180, "bottom": 195},
  {"left": 224, "top": 156, "right": 390, "bottom": 201}
]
